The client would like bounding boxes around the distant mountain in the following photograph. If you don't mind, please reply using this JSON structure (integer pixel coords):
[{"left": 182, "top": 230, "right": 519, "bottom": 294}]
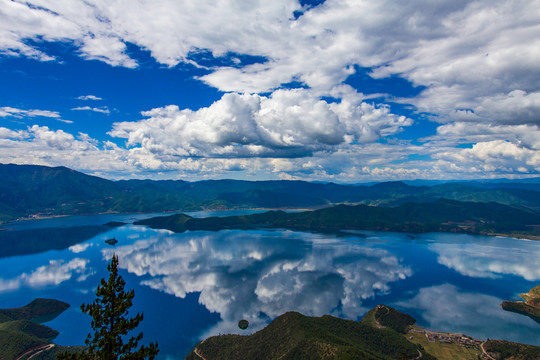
[
  {"left": 1, "top": 163, "right": 540, "bottom": 224},
  {"left": 135, "top": 198, "right": 540, "bottom": 238}
]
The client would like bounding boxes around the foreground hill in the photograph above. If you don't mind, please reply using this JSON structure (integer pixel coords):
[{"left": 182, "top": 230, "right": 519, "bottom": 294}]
[
  {"left": 186, "top": 305, "right": 540, "bottom": 360},
  {"left": 135, "top": 198, "right": 540, "bottom": 238},
  {"left": 2, "top": 163, "right": 540, "bottom": 224},
  {"left": 185, "top": 310, "right": 432, "bottom": 360}
]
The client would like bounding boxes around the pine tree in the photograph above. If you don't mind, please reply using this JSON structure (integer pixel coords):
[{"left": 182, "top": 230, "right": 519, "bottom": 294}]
[{"left": 58, "top": 254, "right": 158, "bottom": 360}]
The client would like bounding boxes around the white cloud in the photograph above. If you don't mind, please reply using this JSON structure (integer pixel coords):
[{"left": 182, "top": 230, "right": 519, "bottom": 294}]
[
  {"left": 0, "top": 106, "right": 60, "bottom": 119},
  {"left": 109, "top": 88, "right": 411, "bottom": 158},
  {"left": 2, "top": 1, "right": 538, "bottom": 111},
  {"left": 1, "top": 1, "right": 540, "bottom": 181},
  {"left": 77, "top": 95, "right": 102, "bottom": 101},
  {"left": 72, "top": 106, "right": 110, "bottom": 114},
  {"left": 434, "top": 140, "right": 540, "bottom": 176},
  {"left": 0, "top": 127, "right": 28, "bottom": 140},
  {"left": 0, "top": 125, "right": 134, "bottom": 174}
]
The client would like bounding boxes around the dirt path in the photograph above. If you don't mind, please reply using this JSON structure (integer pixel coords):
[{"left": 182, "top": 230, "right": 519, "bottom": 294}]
[
  {"left": 28, "top": 344, "right": 55, "bottom": 360},
  {"left": 481, "top": 342, "right": 496, "bottom": 360},
  {"left": 193, "top": 347, "right": 207, "bottom": 360},
  {"left": 14, "top": 344, "right": 54, "bottom": 360}
]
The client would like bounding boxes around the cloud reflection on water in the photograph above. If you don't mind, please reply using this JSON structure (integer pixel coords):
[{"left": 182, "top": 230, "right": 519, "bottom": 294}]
[
  {"left": 105, "top": 229, "right": 412, "bottom": 336},
  {"left": 428, "top": 238, "right": 540, "bottom": 281},
  {"left": 0, "top": 258, "right": 92, "bottom": 293}
]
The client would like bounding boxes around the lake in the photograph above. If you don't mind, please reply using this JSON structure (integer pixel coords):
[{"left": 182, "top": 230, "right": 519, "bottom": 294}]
[{"left": 1, "top": 211, "right": 539, "bottom": 359}]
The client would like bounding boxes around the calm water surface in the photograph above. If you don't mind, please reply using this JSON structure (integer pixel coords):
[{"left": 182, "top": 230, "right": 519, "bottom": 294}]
[{"left": 1, "top": 211, "right": 539, "bottom": 359}]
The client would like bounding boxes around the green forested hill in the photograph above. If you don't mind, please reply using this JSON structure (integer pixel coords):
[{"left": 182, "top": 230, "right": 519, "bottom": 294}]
[
  {"left": 136, "top": 198, "right": 540, "bottom": 238},
  {"left": 185, "top": 311, "right": 428, "bottom": 360}
]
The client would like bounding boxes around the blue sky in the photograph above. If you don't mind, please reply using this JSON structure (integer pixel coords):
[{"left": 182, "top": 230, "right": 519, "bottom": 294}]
[{"left": 1, "top": 0, "right": 539, "bottom": 182}]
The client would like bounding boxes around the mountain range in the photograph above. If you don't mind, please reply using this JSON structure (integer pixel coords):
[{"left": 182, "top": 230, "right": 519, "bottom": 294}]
[{"left": 1, "top": 163, "right": 540, "bottom": 230}]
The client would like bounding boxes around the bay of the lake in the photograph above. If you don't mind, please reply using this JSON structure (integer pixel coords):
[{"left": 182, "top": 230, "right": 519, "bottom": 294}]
[{"left": 1, "top": 211, "right": 539, "bottom": 359}]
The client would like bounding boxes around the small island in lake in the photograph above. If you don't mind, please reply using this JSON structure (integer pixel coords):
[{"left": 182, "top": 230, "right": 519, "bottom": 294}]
[
  {"left": 502, "top": 285, "right": 540, "bottom": 324},
  {"left": 105, "top": 237, "right": 118, "bottom": 245}
]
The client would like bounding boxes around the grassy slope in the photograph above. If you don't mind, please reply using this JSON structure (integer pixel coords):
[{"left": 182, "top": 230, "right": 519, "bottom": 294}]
[
  {"left": 405, "top": 328, "right": 481, "bottom": 360},
  {"left": 483, "top": 340, "right": 540, "bottom": 360}
]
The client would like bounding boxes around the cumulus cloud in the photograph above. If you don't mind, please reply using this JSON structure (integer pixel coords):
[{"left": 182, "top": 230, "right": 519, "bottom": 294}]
[
  {"left": 1, "top": 1, "right": 540, "bottom": 181},
  {"left": 0, "top": 125, "right": 133, "bottom": 174},
  {"left": 110, "top": 89, "right": 411, "bottom": 158},
  {"left": 0, "top": 258, "right": 92, "bottom": 293},
  {"left": 104, "top": 230, "right": 411, "bottom": 336},
  {"left": 434, "top": 140, "right": 540, "bottom": 176}
]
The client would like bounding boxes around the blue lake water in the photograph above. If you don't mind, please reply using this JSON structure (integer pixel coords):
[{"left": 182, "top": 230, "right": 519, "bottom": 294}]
[{"left": 1, "top": 211, "right": 539, "bottom": 359}]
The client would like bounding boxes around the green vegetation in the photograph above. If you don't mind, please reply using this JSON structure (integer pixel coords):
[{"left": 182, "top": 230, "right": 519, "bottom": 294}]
[
  {"left": 136, "top": 198, "right": 540, "bottom": 238},
  {"left": 501, "top": 285, "right": 540, "bottom": 324},
  {"left": 483, "top": 339, "right": 540, "bottom": 359},
  {"left": 2, "top": 164, "right": 540, "bottom": 225},
  {"left": 0, "top": 329, "right": 47, "bottom": 360},
  {"left": 0, "top": 299, "right": 69, "bottom": 360},
  {"left": 0, "top": 320, "right": 58, "bottom": 340},
  {"left": 186, "top": 311, "right": 430, "bottom": 360},
  {"left": 520, "top": 285, "right": 540, "bottom": 306},
  {"left": 58, "top": 254, "right": 158, "bottom": 360},
  {"left": 501, "top": 302, "right": 540, "bottom": 324},
  {"left": 361, "top": 305, "right": 415, "bottom": 334},
  {"left": 0, "top": 298, "right": 70, "bottom": 323}
]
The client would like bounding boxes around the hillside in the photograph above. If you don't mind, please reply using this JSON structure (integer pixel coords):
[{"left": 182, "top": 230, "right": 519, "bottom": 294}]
[
  {"left": 483, "top": 340, "right": 540, "bottom": 360},
  {"left": 135, "top": 198, "right": 540, "bottom": 238},
  {"left": 361, "top": 305, "right": 416, "bottom": 334},
  {"left": 0, "top": 299, "right": 70, "bottom": 360},
  {"left": 2, "top": 163, "right": 540, "bottom": 224},
  {"left": 185, "top": 311, "right": 432, "bottom": 360}
]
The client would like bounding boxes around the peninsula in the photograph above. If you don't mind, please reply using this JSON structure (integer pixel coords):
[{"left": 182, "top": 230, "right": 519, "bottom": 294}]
[
  {"left": 502, "top": 285, "right": 540, "bottom": 324},
  {"left": 135, "top": 199, "right": 540, "bottom": 239}
]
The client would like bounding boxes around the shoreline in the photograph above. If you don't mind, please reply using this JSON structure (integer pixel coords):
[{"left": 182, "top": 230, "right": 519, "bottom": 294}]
[{"left": 3, "top": 208, "right": 540, "bottom": 241}]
